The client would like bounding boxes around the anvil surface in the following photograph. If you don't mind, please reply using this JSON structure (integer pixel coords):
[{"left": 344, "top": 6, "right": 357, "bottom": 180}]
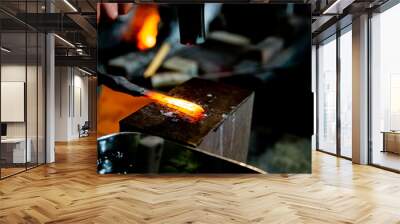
[{"left": 120, "top": 78, "right": 254, "bottom": 161}]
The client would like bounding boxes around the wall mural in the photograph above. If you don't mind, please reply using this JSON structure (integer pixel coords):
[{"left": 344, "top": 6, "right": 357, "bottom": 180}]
[{"left": 97, "top": 3, "right": 312, "bottom": 174}]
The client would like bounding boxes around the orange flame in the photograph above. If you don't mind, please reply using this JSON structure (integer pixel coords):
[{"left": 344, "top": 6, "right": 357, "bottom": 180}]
[
  {"left": 136, "top": 11, "right": 160, "bottom": 50},
  {"left": 145, "top": 91, "right": 205, "bottom": 122},
  {"left": 122, "top": 5, "right": 160, "bottom": 51}
]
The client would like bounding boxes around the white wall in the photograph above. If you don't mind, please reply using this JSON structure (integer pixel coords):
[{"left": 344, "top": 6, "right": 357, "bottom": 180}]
[
  {"left": 55, "top": 66, "right": 69, "bottom": 141},
  {"left": 54, "top": 67, "right": 89, "bottom": 141},
  {"left": 78, "top": 71, "right": 89, "bottom": 138},
  {"left": 1, "top": 65, "right": 37, "bottom": 138},
  {"left": 1, "top": 64, "right": 45, "bottom": 163}
]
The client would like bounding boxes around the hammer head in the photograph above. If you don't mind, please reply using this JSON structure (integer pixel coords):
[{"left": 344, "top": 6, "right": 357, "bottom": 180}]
[{"left": 177, "top": 4, "right": 206, "bottom": 45}]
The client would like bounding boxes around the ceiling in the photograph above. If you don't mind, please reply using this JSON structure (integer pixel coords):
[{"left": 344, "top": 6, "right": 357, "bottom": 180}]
[
  {"left": 0, "top": 0, "right": 392, "bottom": 68},
  {"left": 0, "top": 0, "right": 96, "bottom": 69}
]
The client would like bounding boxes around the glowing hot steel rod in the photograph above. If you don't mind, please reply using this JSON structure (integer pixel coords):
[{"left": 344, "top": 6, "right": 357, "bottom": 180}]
[{"left": 100, "top": 73, "right": 205, "bottom": 122}]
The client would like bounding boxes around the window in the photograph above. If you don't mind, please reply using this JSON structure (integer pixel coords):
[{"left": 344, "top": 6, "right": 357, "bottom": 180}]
[
  {"left": 312, "top": 45, "right": 317, "bottom": 150},
  {"left": 339, "top": 27, "right": 352, "bottom": 158},
  {"left": 370, "top": 2, "right": 400, "bottom": 171},
  {"left": 317, "top": 35, "right": 337, "bottom": 154},
  {"left": 0, "top": 0, "right": 46, "bottom": 179}
]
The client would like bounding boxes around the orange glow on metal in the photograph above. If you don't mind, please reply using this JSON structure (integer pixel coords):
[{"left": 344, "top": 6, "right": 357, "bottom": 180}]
[
  {"left": 136, "top": 8, "right": 160, "bottom": 50},
  {"left": 145, "top": 91, "right": 205, "bottom": 122}
]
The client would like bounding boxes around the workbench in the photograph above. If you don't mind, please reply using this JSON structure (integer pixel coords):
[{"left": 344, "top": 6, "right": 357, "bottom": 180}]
[
  {"left": 1, "top": 138, "right": 32, "bottom": 164},
  {"left": 382, "top": 131, "right": 400, "bottom": 154}
]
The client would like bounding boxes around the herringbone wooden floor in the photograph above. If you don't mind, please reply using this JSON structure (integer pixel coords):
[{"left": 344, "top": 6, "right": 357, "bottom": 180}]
[{"left": 1, "top": 136, "right": 400, "bottom": 224}]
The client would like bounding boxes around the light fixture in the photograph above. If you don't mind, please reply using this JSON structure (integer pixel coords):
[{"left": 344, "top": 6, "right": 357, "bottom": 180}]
[
  {"left": 63, "top": 0, "right": 78, "bottom": 12},
  {"left": 54, "top": 34, "right": 75, "bottom": 48},
  {"left": 76, "top": 48, "right": 85, "bottom": 55},
  {"left": 322, "top": 0, "right": 342, "bottom": 15},
  {"left": 78, "top": 67, "right": 93, "bottom": 76},
  {"left": 1, "top": 47, "right": 11, "bottom": 53}
]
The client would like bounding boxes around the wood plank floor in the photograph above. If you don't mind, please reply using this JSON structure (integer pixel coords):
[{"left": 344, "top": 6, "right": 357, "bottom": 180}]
[
  {"left": 1, "top": 136, "right": 400, "bottom": 224},
  {"left": 1, "top": 167, "right": 26, "bottom": 178}
]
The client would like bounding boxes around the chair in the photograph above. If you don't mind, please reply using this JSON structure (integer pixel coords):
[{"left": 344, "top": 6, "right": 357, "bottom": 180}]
[{"left": 78, "top": 121, "right": 90, "bottom": 138}]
